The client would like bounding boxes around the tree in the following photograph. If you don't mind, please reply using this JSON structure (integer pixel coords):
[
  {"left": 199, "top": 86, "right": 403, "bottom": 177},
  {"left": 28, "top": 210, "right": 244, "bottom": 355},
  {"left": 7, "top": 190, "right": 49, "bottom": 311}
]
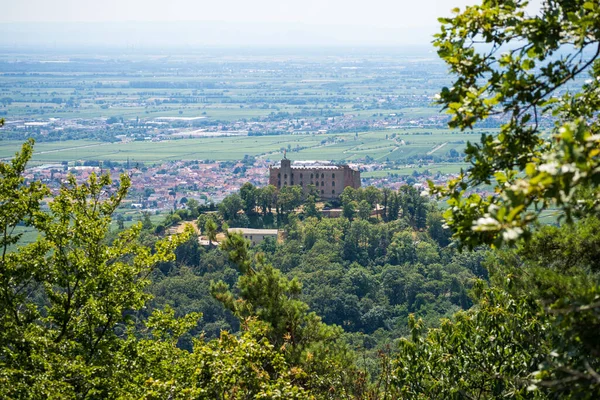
[
  {"left": 343, "top": 200, "right": 357, "bottom": 220},
  {"left": 358, "top": 199, "right": 372, "bottom": 220},
  {"left": 211, "top": 231, "right": 361, "bottom": 395},
  {"left": 239, "top": 182, "right": 257, "bottom": 215},
  {"left": 387, "top": 191, "right": 401, "bottom": 221},
  {"left": 0, "top": 141, "right": 191, "bottom": 397},
  {"left": 276, "top": 185, "right": 302, "bottom": 216},
  {"left": 398, "top": 186, "right": 428, "bottom": 229},
  {"left": 363, "top": 186, "right": 382, "bottom": 208},
  {"left": 185, "top": 198, "right": 200, "bottom": 219},
  {"left": 141, "top": 210, "right": 153, "bottom": 230},
  {"left": 0, "top": 141, "right": 320, "bottom": 398},
  {"left": 381, "top": 187, "right": 392, "bottom": 221},
  {"left": 303, "top": 194, "right": 321, "bottom": 219},
  {"left": 204, "top": 218, "right": 218, "bottom": 248},
  {"left": 394, "top": 284, "right": 549, "bottom": 399},
  {"left": 431, "top": 0, "right": 600, "bottom": 248},
  {"left": 404, "top": 0, "right": 600, "bottom": 395},
  {"left": 427, "top": 209, "right": 451, "bottom": 247},
  {"left": 218, "top": 193, "right": 243, "bottom": 222},
  {"left": 340, "top": 186, "right": 357, "bottom": 206},
  {"left": 387, "top": 230, "right": 416, "bottom": 265},
  {"left": 115, "top": 213, "right": 125, "bottom": 230},
  {"left": 258, "top": 184, "right": 276, "bottom": 215}
]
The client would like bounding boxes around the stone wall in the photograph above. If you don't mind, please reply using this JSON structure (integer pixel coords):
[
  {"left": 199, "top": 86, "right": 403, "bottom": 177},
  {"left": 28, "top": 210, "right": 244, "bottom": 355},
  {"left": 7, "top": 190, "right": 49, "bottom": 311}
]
[{"left": 268, "top": 161, "right": 360, "bottom": 200}]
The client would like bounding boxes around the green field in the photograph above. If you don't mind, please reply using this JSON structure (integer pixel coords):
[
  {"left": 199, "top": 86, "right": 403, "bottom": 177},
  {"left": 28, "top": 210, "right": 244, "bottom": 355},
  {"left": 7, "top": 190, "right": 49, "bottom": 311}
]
[
  {"left": 362, "top": 163, "right": 470, "bottom": 177},
  {"left": 1, "top": 128, "right": 492, "bottom": 166}
]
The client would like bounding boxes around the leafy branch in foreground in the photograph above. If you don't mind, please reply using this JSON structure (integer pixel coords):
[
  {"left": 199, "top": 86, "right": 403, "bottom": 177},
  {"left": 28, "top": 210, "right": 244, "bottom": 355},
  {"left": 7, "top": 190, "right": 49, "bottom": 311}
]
[
  {"left": 392, "top": 1, "right": 600, "bottom": 398},
  {"left": 430, "top": 0, "right": 600, "bottom": 248},
  {"left": 0, "top": 140, "right": 189, "bottom": 397}
]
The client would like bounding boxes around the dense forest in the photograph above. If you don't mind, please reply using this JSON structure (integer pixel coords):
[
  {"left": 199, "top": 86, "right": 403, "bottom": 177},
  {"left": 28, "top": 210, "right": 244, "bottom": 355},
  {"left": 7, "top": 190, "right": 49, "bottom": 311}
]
[{"left": 2, "top": 0, "right": 600, "bottom": 398}]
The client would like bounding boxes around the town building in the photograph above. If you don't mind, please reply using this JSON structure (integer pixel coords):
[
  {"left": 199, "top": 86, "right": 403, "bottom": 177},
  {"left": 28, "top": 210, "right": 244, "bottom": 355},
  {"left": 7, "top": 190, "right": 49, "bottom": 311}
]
[
  {"left": 268, "top": 158, "right": 361, "bottom": 199},
  {"left": 227, "top": 228, "right": 280, "bottom": 246}
]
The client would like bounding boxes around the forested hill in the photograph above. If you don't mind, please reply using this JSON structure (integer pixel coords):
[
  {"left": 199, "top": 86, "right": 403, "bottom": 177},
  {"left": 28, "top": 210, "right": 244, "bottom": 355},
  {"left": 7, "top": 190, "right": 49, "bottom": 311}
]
[
  {"left": 3, "top": 0, "right": 600, "bottom": 398},
  {"left": 144, "top": 183, "right": 485, "bottom": 348}
]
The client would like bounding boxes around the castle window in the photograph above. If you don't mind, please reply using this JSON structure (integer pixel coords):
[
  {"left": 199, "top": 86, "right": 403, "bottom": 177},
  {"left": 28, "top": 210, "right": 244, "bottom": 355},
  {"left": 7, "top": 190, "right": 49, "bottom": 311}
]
[
  {"left": 300, "top": 173, "right": 303, "bottom": 179},
  {"left": 300, "top": 181, "right": 303, "bottom": 186},
  {"left": 321, "top": 181, "right": 324, "bottom": 187},
  {"left": 332, "top": 190, "right": 335, "bottom": 194},
  {"left": 332, "top": 173, "right": 335, "bottom": 179},
  {"left": 332, "top": 181, "right": 335, "bottom": 186},
  {"left": 310, "top": 181, "right": 313, "bottom": 185},
  {"left": 311, "top": 173, "right": 313, "bottom": 179},
  {"left": 321, "top": 190, "right": 324, "bottom": 194},
  {"left": 284, "top": 174, "right": 287, "bottom": 179},
  {"left": 321, "top": 173, "right": 324, "bottom": 178},
  {"left": 315, "top": 181, "right": 319, "bottom": 186},
  {"left": 291, "top": 173, "right": 294, "bottom": 178},
  {"left": 278, "top": 181, "right": 281, "bottom": 187},
  {"left": 278, "top": 173, "right": 281, "bottom": 178}
]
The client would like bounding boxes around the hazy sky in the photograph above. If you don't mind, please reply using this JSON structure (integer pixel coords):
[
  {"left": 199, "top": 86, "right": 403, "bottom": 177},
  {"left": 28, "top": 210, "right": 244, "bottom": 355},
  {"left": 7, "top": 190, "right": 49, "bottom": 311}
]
[
  {"left": 4, "top": 0, "right": 476, "bottom": 26},
  {"left": 0, "top": 0, "right": 539, "bottom": 47}
]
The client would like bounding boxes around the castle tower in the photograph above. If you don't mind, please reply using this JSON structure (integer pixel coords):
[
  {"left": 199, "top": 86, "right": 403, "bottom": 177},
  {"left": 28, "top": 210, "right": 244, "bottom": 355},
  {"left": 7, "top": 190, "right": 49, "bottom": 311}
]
[{"left": 280, "top": 158, "right": 292, "bottom": 186}]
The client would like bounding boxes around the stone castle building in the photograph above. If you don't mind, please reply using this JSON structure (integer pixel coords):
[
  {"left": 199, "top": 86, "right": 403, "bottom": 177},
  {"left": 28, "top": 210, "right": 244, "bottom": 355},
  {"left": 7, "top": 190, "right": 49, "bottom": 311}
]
[{"left": 269, "top": 158, "right": 361, "bottom": 199}]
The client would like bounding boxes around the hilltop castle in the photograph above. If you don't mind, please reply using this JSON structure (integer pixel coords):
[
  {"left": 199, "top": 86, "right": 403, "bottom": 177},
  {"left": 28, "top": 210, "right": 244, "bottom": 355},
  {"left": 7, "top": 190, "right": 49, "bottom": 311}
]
[{"left": 268, "top": 158, "right": 361, "bottom": 199}]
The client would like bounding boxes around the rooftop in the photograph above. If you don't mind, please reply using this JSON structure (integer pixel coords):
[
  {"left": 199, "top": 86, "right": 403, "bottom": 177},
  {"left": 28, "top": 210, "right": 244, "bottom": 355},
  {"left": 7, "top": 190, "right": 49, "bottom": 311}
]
[
  {"left": 228, "top": 228, "right": 279, "bottom": 235},
  {"left": 272, "top": 160, "right": 359, "bottom": 171}
]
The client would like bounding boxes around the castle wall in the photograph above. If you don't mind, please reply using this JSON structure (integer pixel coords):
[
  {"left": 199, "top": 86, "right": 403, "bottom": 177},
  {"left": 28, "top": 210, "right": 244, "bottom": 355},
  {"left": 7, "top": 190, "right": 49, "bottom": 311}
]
[{"left": 268, "top": 161, "right": 360, "bottom": 200}]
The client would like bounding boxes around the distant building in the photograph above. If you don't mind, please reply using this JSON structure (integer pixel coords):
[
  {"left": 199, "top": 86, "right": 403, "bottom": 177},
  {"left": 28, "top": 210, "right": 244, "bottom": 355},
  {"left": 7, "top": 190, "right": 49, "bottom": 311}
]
[
  {"left": 268, "top": 158, "right": 360, "bottom": 199},
  {"left": 227, "top": 228, "right": 280, "bottom": 246}
]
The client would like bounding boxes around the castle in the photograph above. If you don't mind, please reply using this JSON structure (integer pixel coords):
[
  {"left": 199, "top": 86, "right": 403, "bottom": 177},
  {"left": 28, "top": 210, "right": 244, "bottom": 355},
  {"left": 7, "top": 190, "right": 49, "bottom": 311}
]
[{"left": 268, "top": 158, "right": 361, "bottom": 200}]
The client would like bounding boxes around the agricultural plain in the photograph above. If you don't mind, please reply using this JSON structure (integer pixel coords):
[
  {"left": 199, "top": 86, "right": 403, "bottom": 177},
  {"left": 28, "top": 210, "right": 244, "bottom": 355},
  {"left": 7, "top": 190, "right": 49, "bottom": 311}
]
[{"left": 1, "top": 129, "right": 492, "bottom": 166}]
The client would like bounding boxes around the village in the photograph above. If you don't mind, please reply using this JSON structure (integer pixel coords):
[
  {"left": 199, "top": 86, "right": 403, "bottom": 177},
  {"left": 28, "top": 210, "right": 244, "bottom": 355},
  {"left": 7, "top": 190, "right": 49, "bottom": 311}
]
[{"left": 23, "top": 156, "right": 455, "bottom": 212}]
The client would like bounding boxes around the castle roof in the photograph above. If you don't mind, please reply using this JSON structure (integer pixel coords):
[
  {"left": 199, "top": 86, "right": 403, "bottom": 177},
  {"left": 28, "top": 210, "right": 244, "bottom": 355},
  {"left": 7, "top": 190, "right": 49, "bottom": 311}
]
[{"left": 271, "top": 160, "right": 358, "bottom": 171}]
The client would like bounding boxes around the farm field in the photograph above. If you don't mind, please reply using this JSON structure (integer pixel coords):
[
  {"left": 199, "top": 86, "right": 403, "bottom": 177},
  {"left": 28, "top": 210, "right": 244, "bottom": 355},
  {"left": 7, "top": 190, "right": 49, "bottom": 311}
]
[
  {"left": 1, "top": 128, "right": 493, "bottom": 167},
  {"left": 362, "top": 162, "right": 470, "bottom": 178},
  {"left": 0, "top": 47, "right": 522, "bottom": 201}
]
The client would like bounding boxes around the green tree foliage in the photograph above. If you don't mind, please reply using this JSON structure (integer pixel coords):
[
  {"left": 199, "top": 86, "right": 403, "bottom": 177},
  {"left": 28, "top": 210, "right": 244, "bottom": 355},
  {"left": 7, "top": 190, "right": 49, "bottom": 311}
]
[
  {"left": 427, "top": 209, "right": 452, "bottom": 247},
  {"left": 396, "top": 1, "right": 600, "bottom": 397},
  {"left": 0, "top": 142, "right": 319, "bottom": 398},
  {"left": 343, "top": 200, "right": 357, "bottom": 220},
  {"left": 277, "top": 185, "right": 303, "bottom": 216},
  {"left": 185, "top": 198, "right": 200, "bottom": 219},
  {"left": 303, "top": 194, "right": 321, "bottom": 219},
  {"left": 265, "top": 216, "right": 478, "bottom": 335},
  {"left": 431, "top": 0, "right": 600, "bottom": 248},
  {"left": 121, "top": 312, "right": 313, "bottom": 399},
  {"left": 141, "top": 210, "right": 154, "bottom": 230},
  {"left": 204, "top": 217, "right": 218, "bottom": 248},
  {"left": 239, "top": 182, "right": 257, "bottom": 215},
  {"left": 398, "top": 186, "right": 428, "bottom": 230},
  {"left": 394, "top": 284, "right": 549, "bottom": 399},
  {"left": 394, "top": 217, "right": 600, "bottom": 398},
  {"left": 488, "top": 218, "right": 600, "bottom": 396},
  {"left": 0, "top": 141, "right": 191, "bottom": 397},
  {"left": 211, "top": 231, "right": 361, "bottom": 395},
  {"left": 218, "top": 193, "right": 243, "bottom": 222},
  {"left": 358, "top": 200, "right": 372, "bottom": 220},
  {"left": 257, "top": 184, "right": 277, "bottom": 215}
]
